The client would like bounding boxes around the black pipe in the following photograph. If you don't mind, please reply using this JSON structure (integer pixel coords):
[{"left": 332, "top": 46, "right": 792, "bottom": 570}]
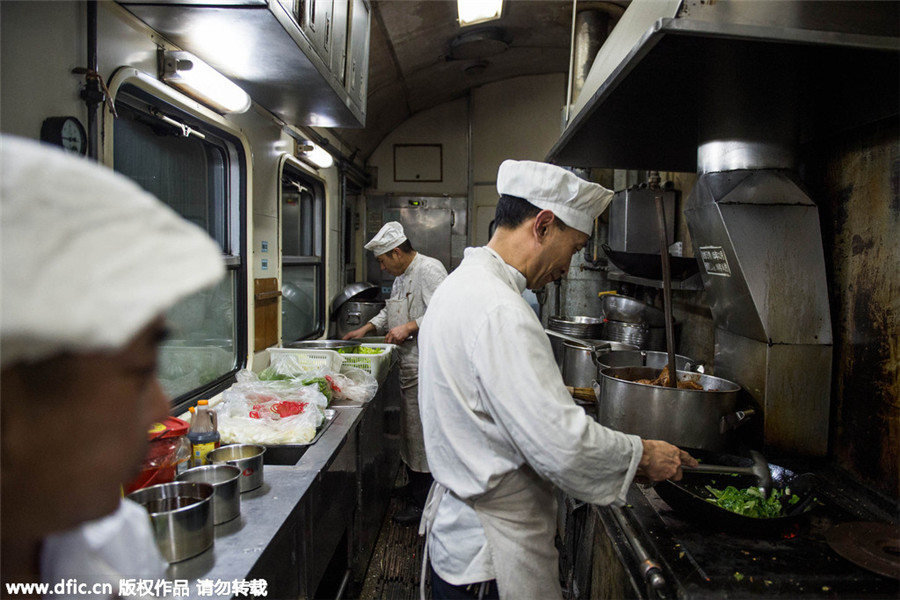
[{"left": 81, "top": 0, "right": 102, "bottom": 161}]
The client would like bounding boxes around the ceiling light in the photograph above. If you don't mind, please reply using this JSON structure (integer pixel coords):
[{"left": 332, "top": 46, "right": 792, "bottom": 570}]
[
  {"left": 458, "top": 0, "right": 503, "bottom": 27},
  {"left": 161, "top": 51, "right": 251, "bottom": 114},
  {"left": 300, "top": 142, "right": 334, "bottom": 169}
]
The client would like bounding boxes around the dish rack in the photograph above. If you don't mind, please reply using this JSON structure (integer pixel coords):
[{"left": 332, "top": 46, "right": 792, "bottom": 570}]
[{"left": 339, "top": 343, "right": 395, "bottom": 381}]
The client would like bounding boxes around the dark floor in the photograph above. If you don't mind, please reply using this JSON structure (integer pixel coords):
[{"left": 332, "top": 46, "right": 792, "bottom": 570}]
[{"left": 358, "top": 495, "right": 431, "bottom": 600}]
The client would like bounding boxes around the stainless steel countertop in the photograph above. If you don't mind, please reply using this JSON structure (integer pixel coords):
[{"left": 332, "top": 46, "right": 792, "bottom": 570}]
[{"left": 165, "top": 404, "right": 367, "bottom": 598}]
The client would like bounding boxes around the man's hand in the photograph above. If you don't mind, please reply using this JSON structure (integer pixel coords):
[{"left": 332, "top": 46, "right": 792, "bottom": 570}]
[
  {"left": 385, "top": 321, "right": 416, "bottom": 344},
  {"left": 635, "top": 440, "right": 698, "bottom": 482},
  {"left": 342, "top": 323, "right": 374, "bottom": 340}
]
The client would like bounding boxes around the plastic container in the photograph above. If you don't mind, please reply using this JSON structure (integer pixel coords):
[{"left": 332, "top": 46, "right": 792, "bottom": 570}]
[
  {"left": 124, "top": 416, "right": 191, "bottom": 494},
  {"left": 267, "top": 347, "right": 344, "bottom": 373},
  {"left": 187, "top": 400, "right": 220, "bottom": 467},
  {"left": 338, "top": 343, "right": 395, "bottom": 382}
]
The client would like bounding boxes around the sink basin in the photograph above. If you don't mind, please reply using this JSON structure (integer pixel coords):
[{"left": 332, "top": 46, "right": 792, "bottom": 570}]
[{"left": 263, "top": 444, "right": 310, "bottom": 466}]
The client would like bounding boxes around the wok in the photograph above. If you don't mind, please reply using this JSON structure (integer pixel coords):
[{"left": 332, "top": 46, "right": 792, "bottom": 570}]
[
  {"left": 602, "top": 244, "right": 700, "bottom": 281},
  {"left": 654, "top": 448, "right": 820, "bottom": 536}
]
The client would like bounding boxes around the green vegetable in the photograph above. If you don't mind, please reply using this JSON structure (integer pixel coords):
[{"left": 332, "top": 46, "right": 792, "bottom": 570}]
[
  {"left": 301, "top": 376, "right": 332, "bottom": 401},
  {"left": 703, "top": 485, "right": 799, "bottom": 518},
  {"left": 337, "top": 345, "right": 383, "bottom": 354},
  {"left": 258, "top": 366, "right": 291, "bottom": 381}
]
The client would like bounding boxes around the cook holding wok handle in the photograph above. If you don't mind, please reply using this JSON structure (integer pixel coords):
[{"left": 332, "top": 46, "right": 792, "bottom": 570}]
[{"left": 417, "top": 160, "right": 696, "bottom": 600}]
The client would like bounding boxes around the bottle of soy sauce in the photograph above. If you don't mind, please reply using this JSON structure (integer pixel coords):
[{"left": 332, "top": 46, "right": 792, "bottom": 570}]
[{"left": 187, "top": 400, "right": 220, "bottom": 467}]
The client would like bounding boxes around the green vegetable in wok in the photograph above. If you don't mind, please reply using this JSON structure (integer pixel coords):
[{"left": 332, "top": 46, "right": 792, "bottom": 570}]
[{"left": 703, "top": 484, "right": 799, "bottom": 518}]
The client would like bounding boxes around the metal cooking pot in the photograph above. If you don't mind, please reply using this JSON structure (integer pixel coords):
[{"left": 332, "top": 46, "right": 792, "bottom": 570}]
[
  {"left": 332, "top": 300, "right": 385, "bottom": 338},
  {"left": 597, "top": 350, "right": 695, "bottom": 370},
  {"left": 595, "top": 366, "right": 747, "bottom": 451},
  {"left": 208, "top": 444, "right": 265, "bottom": 492},
  {"left": 560, "top": 340, "right": 639, "bottom": 388},
  {"left": 591, "top": 351, "right": 698, "bottom": 402},
  {"left": 127, "top": 481, "right": 214, "bottom": 563}
]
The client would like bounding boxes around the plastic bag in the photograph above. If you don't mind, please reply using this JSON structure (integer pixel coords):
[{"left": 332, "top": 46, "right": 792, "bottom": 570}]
[
  {"left": 214, "top": 369, "right": 330, "bottom": 444},
  {"left": 328, "top": 366, "right": 379, "bottom": 403}
]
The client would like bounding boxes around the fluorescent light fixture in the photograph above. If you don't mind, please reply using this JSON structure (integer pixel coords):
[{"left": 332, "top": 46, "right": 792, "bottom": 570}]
[
  {"left": 300, "top": 142, "right": 334, "bottom": 169},
  {"left": 458, "top": 0, "right": 503, "bottom": 27},
  {"left": 161, "top": 51, "right": 251, "bottom": 114}
]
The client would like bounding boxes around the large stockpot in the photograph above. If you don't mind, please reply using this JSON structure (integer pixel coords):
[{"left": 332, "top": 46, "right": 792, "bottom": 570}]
[
  {"left": 560, "top": 340, "right": 639, "bottom": 388},
  {"left": 333, "top": 301, "right": 385, "bottom": 338},
  {"left": 586, "top": 350, "right": 696, "bottom": 399},
  {"left": 595, "top": 366, "right": 745, "bottom": 451},
  {"left": 598, "top": 350, "right": 695, "bottom": 370}
]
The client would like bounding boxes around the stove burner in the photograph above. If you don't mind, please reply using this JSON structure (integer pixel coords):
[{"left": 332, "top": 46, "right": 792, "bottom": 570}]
[{"left": 826, "top": 522, "right": 900, "bottom": 579}]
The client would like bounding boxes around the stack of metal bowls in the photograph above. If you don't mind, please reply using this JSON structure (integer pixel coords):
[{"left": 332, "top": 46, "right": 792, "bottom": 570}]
[
  {"left": 600, "top": 295, "right": 670, "bottom": 350},
  {"left": 548, "top": 316, "right": 605, "bottom": 365}
]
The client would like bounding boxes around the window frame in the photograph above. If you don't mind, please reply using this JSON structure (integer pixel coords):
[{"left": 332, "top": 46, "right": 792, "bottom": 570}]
[
  {"left": 278, "top": 154, "right": 327, "bottom": 342},
  {"left": 104, "top": 68, "right": 250, "bottom": 413}
]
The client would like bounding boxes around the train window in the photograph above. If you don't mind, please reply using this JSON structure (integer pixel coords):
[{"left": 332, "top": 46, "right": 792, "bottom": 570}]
[
  {"left": 111, "top": 84, "right": 247, "bottom": 408},
  {"left": 281, "top": 159, "right": 325, "bottom": 342}
]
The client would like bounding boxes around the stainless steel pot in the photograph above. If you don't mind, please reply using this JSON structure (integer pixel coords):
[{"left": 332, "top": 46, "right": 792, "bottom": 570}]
[
  {"left": 560, "top": 340, "right": 639, "bottom": 388},
  {"left": 127, "top": 481, "right": 214, "bottom": 563},
  {"left": 548, "top": 316, "right": 605, "bottom": 365},
  {"left": 177, "top": 464, "right": 241, "bottom": 525},
  {"left": 597, "top": 350, "right": 694, "bottom": 370},
  {"left": 332, "top": 300, "right": 385, "bottom": 338},
  {"left": 595, "top": 366, "right": 746, "bottom": 451},
  {"left": 208, "top": 444, "right": 265, "bottom": 492}
]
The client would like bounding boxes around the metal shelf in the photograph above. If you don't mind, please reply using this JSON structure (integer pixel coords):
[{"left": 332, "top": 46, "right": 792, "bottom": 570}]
[{"left": 608, "top": 267, "right": 703, "bottom": 291}]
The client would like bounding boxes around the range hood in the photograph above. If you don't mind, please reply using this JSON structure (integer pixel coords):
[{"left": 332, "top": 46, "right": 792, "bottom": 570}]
[
  {"left": 548, "top": 0, "right": 899, "bottom": 171},
  {"left": 548, "top": 0, "right": 899, "bottom": 457},
  {"left": 117, "top": 0, "right": 369, "bottom": 128}
]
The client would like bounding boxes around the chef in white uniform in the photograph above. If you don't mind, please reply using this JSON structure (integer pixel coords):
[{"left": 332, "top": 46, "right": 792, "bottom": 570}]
[
  {"left": 418, "top": 160, "right": 697, "bottom": 600},
  {"left": 0, "top": 136, "right": 225, "bottom": 598},
  {"left": 344, "top": 221, "right": 448, "bottom": 523}
]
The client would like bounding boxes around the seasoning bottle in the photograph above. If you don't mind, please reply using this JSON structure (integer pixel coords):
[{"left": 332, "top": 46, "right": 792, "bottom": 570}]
[{"left": 187, "top": 400, "right": 220, "bottom": 467}]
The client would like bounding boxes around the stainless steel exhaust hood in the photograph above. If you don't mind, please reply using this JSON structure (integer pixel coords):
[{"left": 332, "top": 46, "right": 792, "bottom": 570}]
[
  {"left": 548, "top": 0, "right": 899, "bottom": 457},
  {"left": 548, "top": 0, "right": 899, "bottom": 171}
]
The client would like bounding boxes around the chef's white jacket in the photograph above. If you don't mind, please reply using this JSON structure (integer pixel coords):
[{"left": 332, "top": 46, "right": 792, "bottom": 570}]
[
  {"left": 418, "top": 246, "right": 643, "bottom": 585},
  {"left": 368, "top": 252, "right": 448, "bottom": 334},
  {"left": 41, "top": 498, "right": 167, "bottom": 599}
]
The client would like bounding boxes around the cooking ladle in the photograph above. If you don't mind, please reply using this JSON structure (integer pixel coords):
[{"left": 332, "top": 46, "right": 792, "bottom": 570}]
[
  {"left": 544, "top": 329, "right": 612, "bottom": 356},
  {"left": 680, "top": 449, "right": 773, "bottom": 497}
]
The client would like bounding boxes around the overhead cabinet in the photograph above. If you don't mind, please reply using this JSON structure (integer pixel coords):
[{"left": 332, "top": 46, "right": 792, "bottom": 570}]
[{"left": 118, "top": 0, "right": 370, "bottom": 128}]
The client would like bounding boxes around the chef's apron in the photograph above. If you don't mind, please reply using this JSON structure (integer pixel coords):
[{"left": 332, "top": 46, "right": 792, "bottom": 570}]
[
  {"left": 387, "top": 295, "right": 429, "bottom": 473},
  {"left": 420, "top": 467, "right": 562, "bottom": 600}
]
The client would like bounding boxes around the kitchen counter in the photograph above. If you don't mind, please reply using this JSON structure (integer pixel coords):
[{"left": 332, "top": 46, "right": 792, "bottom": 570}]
[{"left": 165, "top": 366, "right": 401, "bottom": 600}]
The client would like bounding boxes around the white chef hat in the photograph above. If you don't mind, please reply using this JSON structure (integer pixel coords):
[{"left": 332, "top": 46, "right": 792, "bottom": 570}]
[
  {"left": 496, "top": 159, "right": 614, "bottom": 235},
  {"left": 0, "top": 135, "right": 226, "bottom": 368},
  {"left": 364, "top": 221, "right": 407, "bottom": 256}
]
